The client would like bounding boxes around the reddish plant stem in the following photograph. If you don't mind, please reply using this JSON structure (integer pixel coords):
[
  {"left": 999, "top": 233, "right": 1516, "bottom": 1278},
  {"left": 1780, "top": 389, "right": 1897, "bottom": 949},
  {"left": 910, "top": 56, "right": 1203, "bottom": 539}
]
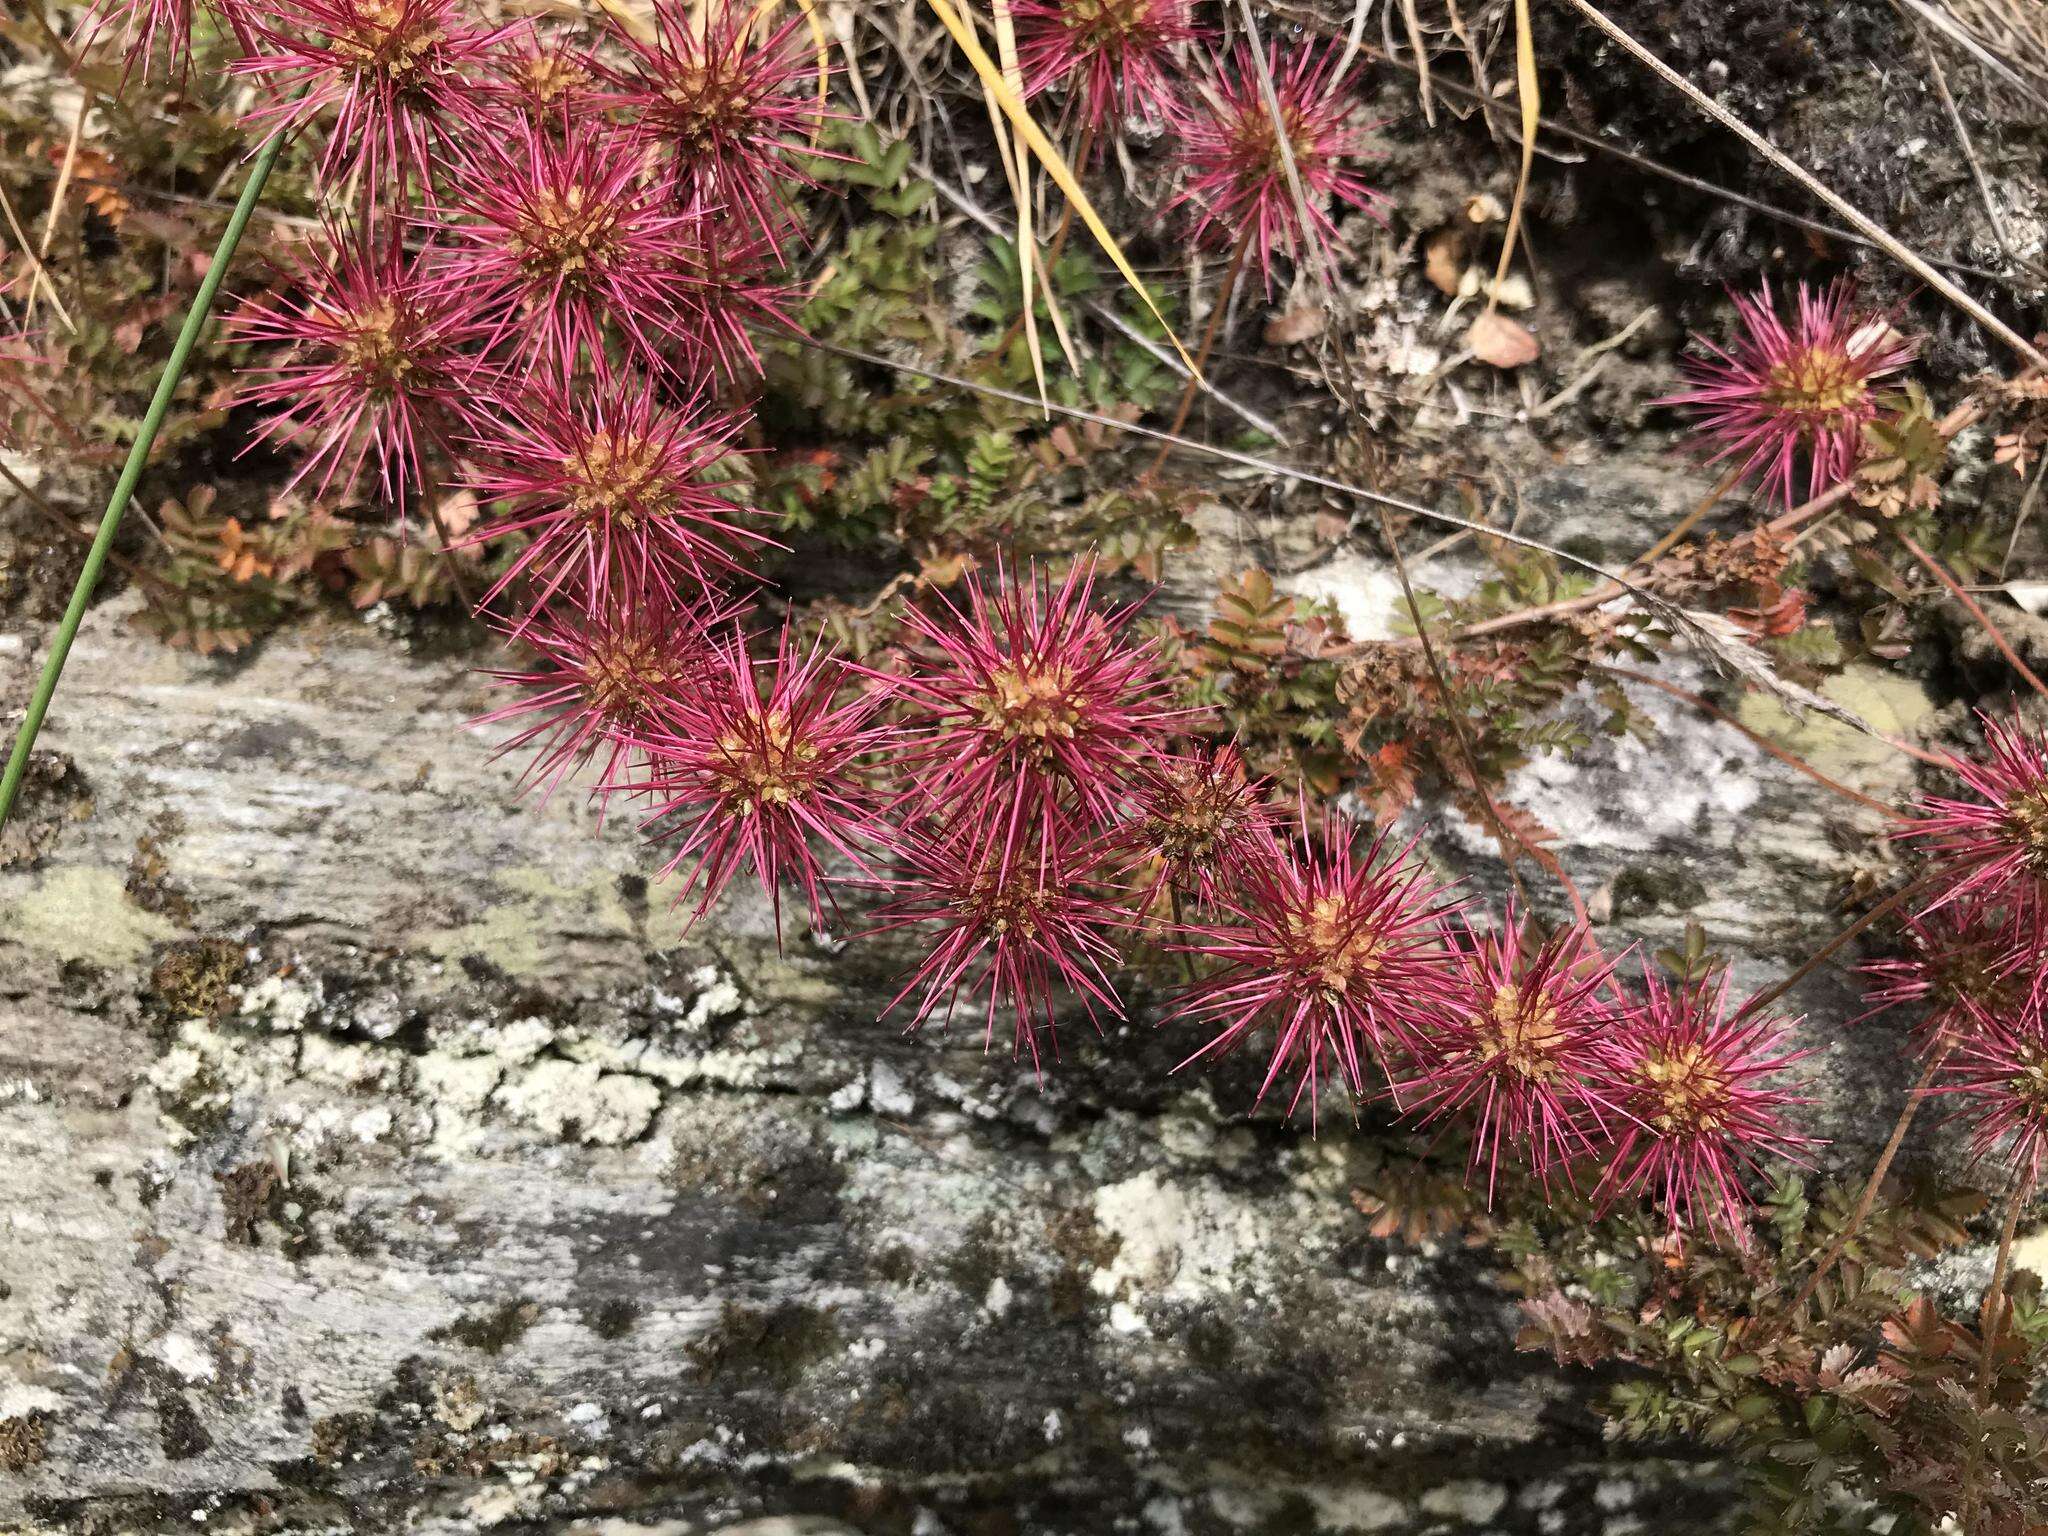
[
  {"left": 1636, "top": 463, "right": 1749, "bottom": 569},
  {"left": 1787, "top": 1041, "right": 1954, "bottom": 1318},
  {"left": 1895, "top": 527, "right": 2048, "bottom": 701},
  {"left": 1450, "top": 402, "right": 1985, "bottom": 644},
  {"left": 1979, "top": 1169, "right": 2032, "bottom": 1405},
  {"left": 1370, "top": 503, "right": 1587, "bottom": 920},
  {"left": 1598, "top": 665, "right": 1906, "bottom": 820},
  {"left": 1166, "top": 885, "right": 1200, "bottom": 986},
  {"left": 1144, "top": 224, "right": 1255, "bottom": 481},
  {"left": 1730, "top": 876, "right": 1933, "bottom": 1028},
  {"left": 0, "top": 456, "right": 175, "bottom": 597}
]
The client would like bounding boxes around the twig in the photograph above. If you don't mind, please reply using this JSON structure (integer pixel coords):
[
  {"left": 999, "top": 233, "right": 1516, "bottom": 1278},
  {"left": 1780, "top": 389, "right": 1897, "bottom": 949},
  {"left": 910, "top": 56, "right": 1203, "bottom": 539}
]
[
  {"left": 0, "top": 456, "right": 175, "bottom": 596},
  {"left": 1557, "top": 0, "right": 2048, "bottom": 372},
  {"left": 1787, "top": 1041, "right": 1954, "bottom": 1318},
  {"left": 1529, "top": 304, "right": 1658, "bottom": 419},
  {"left": 1397, "top": 0, "right": 1434, "bottom": 125},
  {"left": 1599, "top": 664, "right": 1907, "bottom": 820},
  {"left": 1921, "top": 34, "right": 2036, "bottom": 278},
  {"left": 1892, "top": 0, "right": 2048, "bottom": 112},
  {"left": 918, "top": 164, "right": 1294, "bottom": 444},
  {"left": 1895, "top": 526, "right": 2048, "bottom": 699},
  {"left": 1331, "top": 0, "right": 1380, "bottom": 83},
  {"left": 1145, "top": 224, "right": 1255, "bottom": 478},
  {"left": 1730, "top": 878, "right": 1931, "bottom": 1026},
  {"left": 1978, "top": 1168, "right": 2032, "bottom": 1404},
  {"left": 2002, "top": 456, "right": 2048, "bottom": 578},
  {"left": 1452, "top": 401, "right": 1985, "bottom": 643},
  {"left": 0, "top": 180, "right": 76, "bottom": 335},
  {"left": 1238, "top": 0, "right": 1339, "bottom": 298},
  {"left": 797, "top": 337, "right": 1692, "bottom": 621},
  {"left": 26, "top": 111, "right": 84, "bottom": 329},
  {"left": 0, "top": 131, "right": 286, "bottom": 830},
  {"left": 1376, "top": 504, "right": 1531, "bottom": 901}
]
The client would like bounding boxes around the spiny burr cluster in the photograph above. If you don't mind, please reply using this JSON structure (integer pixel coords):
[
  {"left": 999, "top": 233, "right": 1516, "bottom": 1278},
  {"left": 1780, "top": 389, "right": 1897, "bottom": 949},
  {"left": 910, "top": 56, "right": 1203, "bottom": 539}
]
[
  {"left": 90, "top": 0, "right": 2048, "bottom": 1244},
  {"left": 1663, "top": 278, "right": 1918, "bottom": 508},
  {"left": 1884, "top": 712, "right": 2048, "bottom": 1184}
]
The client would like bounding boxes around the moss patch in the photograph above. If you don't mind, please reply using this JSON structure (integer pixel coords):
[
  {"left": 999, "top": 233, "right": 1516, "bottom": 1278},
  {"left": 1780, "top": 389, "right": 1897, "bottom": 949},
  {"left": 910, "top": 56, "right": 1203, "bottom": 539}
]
[
  {"left": 0, "top": 1413, "right": 47, "bottom": 1472},
  {"left": 688, "top": 1301, "right": 841, "bottom": 1387},
  {"left": 148, "top": 938, "right": 244, "bottom": 1020},
  {"left": 431, "top": 1299, "right": 540, "bottom": 1355},
  {"left": 2, "top": 865, "right": 181, "bottom": 966},
  {"left": 1737, "top": 662, "right": 1934, "bottom": 785}
]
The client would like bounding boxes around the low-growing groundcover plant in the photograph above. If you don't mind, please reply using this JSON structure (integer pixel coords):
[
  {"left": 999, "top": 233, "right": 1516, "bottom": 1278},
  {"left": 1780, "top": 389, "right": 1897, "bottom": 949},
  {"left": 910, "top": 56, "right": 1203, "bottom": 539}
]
[{"left": 8, "top": 0, "right": 2048, "bottom": 1528}]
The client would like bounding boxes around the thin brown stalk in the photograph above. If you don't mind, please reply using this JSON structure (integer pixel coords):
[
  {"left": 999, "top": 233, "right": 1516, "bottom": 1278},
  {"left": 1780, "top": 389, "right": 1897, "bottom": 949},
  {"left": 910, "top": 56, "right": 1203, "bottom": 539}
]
[
  {"left": 1895, "top": 527, "right": 2048, "bottom": 700},
  {"left": 1978, "top": 1169, "right": 2032, "bottom": 1404},
  {"left": 1376, "top": 503, "right": 1560, "bottom": 915},
  {"left": 1237, "top": 0, "right": 1338, "bottom": 297},
  {"left": 985, "top": 123, "right": 1095, "bottom": 365},
  {"left": 919, "top": 163, "right": 1293, "bottom": 443},
  {"left": 1145, "top": 224, "right": 1255, "bottom": 479},
  {"left": 0, "top": 457, "right": 173, "bottom": 596},
  {"left": 0, "top": 179, "right": 76, "bottom": 334},
  {"left": 1598, "top": 664, "right": 1906, "bottom": 820},
  {"left": 803, "top": 335, "right": 1710, "bottom": 619},
  {"left": 1167, "top": 886, "right": 1199, "bottom": 986},
  {"left": 1787, "top": 1041, "right": 1954, "bottom": 1317},
  {"left": 1731, "top": 877, "right": 1932, "bottom": 1027},
  {"left": 1923, "top": 35, "right": 2038, "bottom": 278},
  {"left": 1557, "top": 0, "right": 2048, "bottom": 371},
  {"left": 1451, "top": 402, "right": 1985, "bottom": 644},
  {"left": 1637, "top": 465, "right": 1749, "bottom": 568},
  {"left": 27, "top": 112, "right": 83, "bottom": 328},
  {"left": 1359, "top": 51, "right": 2017, "bottom": 287}
]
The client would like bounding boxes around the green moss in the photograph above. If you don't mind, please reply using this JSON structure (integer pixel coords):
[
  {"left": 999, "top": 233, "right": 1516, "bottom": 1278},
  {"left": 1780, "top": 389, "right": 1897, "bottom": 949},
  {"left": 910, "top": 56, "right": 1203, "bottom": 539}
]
[
  {"left": 688, "top": 1302, "right": 841, "bottom": 1387},
  {"left": 0, "top": 1414, "right": 47, "bottom": 1472},
  {"left": 583, "top": 1297, "right": 638, "bottom": 1340},
  {"left": 148, "top": 938, "right": 244, "bottom": 1020},
  {"left": 1611, "top": 863, "right": 1708, "bottom": 918},
  {"left": 308, "top": 1411, "right": 378, "bottom": 1469},
  {"left": 430, "top": 1300, "right": 540, "bottom": 1355}
]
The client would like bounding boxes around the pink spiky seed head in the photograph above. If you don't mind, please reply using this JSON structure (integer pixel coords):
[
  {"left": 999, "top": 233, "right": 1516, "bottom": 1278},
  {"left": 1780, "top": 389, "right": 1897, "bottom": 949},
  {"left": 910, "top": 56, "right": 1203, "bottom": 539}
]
[
  {"left": 870, "top": 813, "right": 1128, "bottom": 1076},
  {"left": 488, "top": 24, "right": 602, "bottom": 119},
  {"left": 232, "top": 0, "right": 514, "bottom": 198},
  {"left": 475, "top": 580, "right": 735, "bottom": 804},
  {"left": 432, "top": 117, "right": 702, "bottom": 382},
  {"left": 458, "top": 369, "right": 766, "bottom": 625},
  {"left": 1128, "top": 744, "right": 1280, "bottom": 901},
  {"left": 1895, "top": 711, "right": 2048, "bottom": 917},
  {"left": 1169, "top": 42, "right": 1387, "bottom": 291},
  {"left": 1858, "top": 894, "right": 2031, "bottom": 1058},
  {"left": 608, "top": 0, "right": 831, "bottom": 254},
  {"left": 890, "top": 559, "right": 1189, "bottom": 831},
  {"left": 84, "top": 0, "right": 231, "bottom": 77},
  {"left": 1658, "top": 279, "right": 1917, "bottom": 508},
  {"left": 1934, "top": 997, "right": 2048, "bottom": 1182},
  {"left": 1597, "top": 967, "right": 1816, "bottom": 1235},
  {"left": 227, "top": 222, "right": 486, "bottom": 509},
  {"left": 1391, "top": 910, "right": 1625, "bottom": 1199},
  {"left": 662, "top": 222, "right": 795, "bottom": 385},
  {"left": 1165, "top": 808, "right": 1461, "bottom": 1124},
  {"left": 637, "top": 626, "right": 896, "bottom": 940},
  {"left": 1013, "top": 0, "right": 1197, "bottom": 149}
]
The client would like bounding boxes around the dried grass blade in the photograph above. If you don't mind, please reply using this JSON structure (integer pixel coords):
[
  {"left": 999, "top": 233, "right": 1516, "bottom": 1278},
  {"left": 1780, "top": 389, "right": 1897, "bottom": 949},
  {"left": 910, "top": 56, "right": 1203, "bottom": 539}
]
[{"left": 922, "top": 0, "right": 1198, "bottom": 373}]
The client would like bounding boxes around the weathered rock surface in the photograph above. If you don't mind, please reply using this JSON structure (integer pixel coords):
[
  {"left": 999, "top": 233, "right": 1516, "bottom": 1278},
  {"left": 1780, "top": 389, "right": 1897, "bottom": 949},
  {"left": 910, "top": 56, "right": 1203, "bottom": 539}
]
[{"left": 0, "top": 519, "right": 1964, "bottom": 1536}]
